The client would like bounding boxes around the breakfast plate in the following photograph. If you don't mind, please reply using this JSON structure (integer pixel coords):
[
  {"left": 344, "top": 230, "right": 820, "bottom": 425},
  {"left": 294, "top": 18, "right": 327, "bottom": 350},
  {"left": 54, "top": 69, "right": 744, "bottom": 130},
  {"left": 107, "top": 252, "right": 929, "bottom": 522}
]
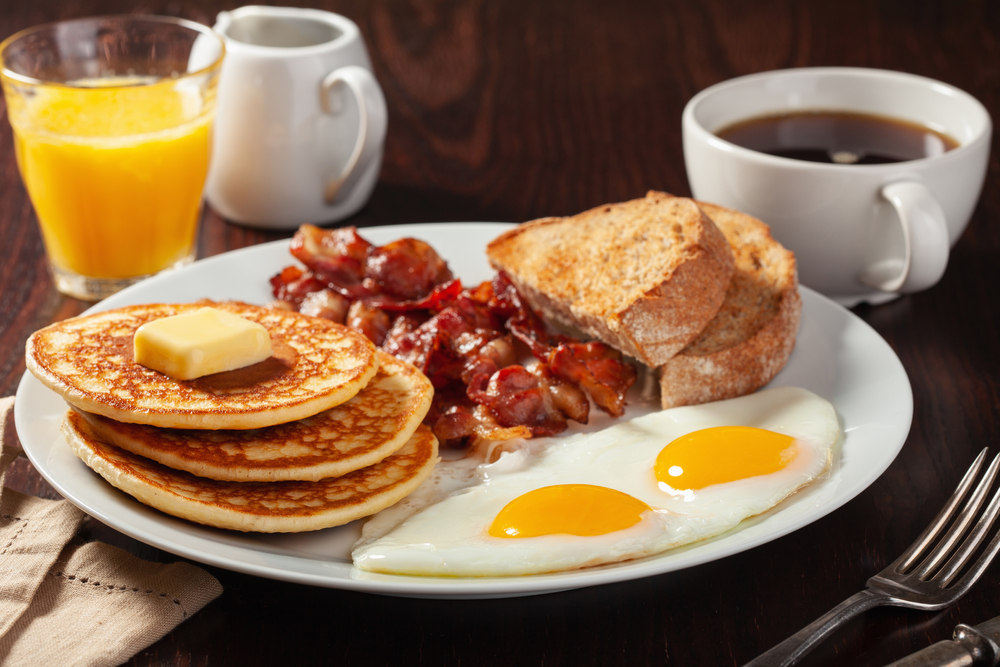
[{"left": 15, "top": 222, "right": 913, "bottom": 599}]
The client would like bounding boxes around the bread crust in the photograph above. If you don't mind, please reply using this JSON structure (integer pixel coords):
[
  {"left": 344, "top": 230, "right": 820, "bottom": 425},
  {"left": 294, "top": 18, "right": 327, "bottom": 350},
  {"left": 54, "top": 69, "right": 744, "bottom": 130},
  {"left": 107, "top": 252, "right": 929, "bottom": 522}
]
[
  {"left": 658, "top": 201, "right": 802, "bottom": 408},
  {"left": 486, "top": 192, "right": 735, "bottom": 366}
]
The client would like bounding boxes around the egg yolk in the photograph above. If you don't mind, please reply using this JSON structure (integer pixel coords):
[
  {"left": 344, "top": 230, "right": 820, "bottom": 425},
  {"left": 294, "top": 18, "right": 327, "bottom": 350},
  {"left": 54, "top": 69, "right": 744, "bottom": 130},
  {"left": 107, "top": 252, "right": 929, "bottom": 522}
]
[
  {"left": 655, "top": 426, "right": 796, "bottom": 490},
  {"left": 488, "top": 484, "right": 651, "bottom": 538}
]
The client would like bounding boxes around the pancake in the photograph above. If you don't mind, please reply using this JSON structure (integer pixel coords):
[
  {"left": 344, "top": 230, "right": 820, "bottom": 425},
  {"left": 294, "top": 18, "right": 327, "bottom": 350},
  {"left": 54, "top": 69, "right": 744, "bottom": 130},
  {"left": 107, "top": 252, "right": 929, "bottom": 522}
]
[
  {"left": 63, "top": 410, "right": 440, "bottom": 533},
  {"left": 74, "top": 351, "right": 434, "bottom": 482},
  {"left": 27, "top": 302, "right": 378, "bottom": 430}
]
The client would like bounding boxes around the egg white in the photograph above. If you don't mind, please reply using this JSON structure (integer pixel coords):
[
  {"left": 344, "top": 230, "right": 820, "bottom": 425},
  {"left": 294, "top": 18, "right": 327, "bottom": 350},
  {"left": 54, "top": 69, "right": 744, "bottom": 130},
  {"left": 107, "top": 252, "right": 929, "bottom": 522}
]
[{"left": 352, "top": 386, "right": 839, "bottom": 577}]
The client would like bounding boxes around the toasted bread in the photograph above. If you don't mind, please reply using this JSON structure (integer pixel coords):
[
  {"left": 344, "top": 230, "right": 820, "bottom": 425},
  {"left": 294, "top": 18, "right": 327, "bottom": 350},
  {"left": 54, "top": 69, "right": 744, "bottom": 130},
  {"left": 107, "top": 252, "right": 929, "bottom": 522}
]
[
  {"left": 74, "top": 351, "right": 433, "bottom": 482},
  {"left": 63, "top": 410, "right": 440, "bottom": 533},
  {"left": 26, "top": 302, "right": 378, "bottom": 430},
  {"left": 486, "top": 192, "right": 735, "bottom": 366},
  {"left": 657, "top": 201, "right": 801, "bottom": 408}
]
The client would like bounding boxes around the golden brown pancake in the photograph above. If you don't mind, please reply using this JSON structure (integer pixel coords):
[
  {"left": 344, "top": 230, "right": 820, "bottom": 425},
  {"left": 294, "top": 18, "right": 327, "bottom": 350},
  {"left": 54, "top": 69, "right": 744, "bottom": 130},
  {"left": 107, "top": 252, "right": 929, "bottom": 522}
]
[
  {"left": 63, "top": 410, "right": 440, "bottom": 533},
  {"left": 74, "top": 351, "right": 434, "bottom": 482},
  {"left": 27, "top": 302, "right": 378, "bottom": 430}
]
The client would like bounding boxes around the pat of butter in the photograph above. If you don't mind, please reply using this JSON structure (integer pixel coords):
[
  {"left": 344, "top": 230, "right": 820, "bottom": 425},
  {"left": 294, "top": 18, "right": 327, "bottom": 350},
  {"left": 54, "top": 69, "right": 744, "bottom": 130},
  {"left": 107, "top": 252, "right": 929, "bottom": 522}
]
[{"left": 134, "top": 307, "right": 272, "bottom": 380}]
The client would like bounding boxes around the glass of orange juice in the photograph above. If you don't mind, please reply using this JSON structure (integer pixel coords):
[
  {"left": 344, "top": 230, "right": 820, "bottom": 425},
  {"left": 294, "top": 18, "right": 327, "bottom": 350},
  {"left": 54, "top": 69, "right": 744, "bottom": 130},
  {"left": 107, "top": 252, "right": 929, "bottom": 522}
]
[{"left": 0, "top": 16, "right": 224, "bottom": 300}]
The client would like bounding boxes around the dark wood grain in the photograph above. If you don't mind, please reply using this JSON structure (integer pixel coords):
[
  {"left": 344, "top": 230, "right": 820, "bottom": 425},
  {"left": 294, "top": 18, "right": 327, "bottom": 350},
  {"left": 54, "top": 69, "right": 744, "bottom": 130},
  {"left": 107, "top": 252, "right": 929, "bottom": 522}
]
[{"left": 1, "top": 0, "right": 998, "bottom": 665}]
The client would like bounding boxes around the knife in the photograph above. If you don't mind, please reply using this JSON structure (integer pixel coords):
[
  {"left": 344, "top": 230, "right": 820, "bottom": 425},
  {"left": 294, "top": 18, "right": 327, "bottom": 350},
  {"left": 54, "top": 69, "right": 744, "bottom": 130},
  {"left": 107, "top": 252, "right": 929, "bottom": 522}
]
[{"left": 886, "top": 616, "right": 1000, "bottom": 666}]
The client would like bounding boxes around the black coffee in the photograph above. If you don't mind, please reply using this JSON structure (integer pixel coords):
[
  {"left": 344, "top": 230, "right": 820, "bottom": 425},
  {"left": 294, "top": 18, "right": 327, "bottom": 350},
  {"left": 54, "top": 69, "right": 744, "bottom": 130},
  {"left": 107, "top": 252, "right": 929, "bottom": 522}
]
[{"left": 715, "top": 111, "right": 959, "bottom": 164}]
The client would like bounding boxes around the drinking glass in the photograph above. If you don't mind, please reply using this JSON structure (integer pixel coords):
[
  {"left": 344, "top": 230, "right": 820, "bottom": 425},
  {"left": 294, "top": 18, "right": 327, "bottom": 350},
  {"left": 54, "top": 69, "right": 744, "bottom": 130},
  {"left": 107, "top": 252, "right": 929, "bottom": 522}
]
[{"left": 1, "top": 15, "right": 224, "bottom": 300}]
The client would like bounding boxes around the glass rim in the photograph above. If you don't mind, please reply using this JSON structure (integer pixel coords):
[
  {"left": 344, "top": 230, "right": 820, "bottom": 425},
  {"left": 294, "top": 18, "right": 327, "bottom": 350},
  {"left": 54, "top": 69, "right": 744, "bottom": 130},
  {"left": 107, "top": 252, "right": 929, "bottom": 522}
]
[{"left": 0, "top": 14, "right": 225, "bottom": 89}]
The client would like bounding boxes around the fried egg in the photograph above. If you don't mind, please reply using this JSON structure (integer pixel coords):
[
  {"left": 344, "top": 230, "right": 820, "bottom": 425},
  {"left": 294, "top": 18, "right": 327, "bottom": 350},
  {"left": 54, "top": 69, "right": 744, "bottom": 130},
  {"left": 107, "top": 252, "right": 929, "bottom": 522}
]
[{"left": 352, "top": 386, "right": 838, "bottom": 577}]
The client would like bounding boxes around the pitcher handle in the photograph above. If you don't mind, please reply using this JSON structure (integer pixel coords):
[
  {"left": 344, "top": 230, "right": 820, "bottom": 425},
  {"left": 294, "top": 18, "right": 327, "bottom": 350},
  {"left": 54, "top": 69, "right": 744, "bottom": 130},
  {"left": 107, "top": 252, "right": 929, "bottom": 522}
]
[{"left": 320, "top": 65, "right": 388, "bottom": 204}]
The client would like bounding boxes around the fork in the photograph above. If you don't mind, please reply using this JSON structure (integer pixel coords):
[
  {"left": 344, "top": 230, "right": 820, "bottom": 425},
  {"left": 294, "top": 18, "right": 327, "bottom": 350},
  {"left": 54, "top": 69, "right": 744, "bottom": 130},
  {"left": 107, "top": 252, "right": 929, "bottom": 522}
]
[{"left": 744, "top": 448, "right": 1000, "bottom": 667}]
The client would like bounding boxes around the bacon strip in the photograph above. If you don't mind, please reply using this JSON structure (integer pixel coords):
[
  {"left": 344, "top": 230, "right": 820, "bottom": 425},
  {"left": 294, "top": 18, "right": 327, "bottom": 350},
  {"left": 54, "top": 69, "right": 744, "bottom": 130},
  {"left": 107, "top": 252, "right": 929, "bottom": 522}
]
[
  {"left": 290, "top": 225, "right": 371, "bottom": 295},
  {"left": 548, "top": 342, "right": 637, "bottom": 417},
  {"left": 346, "top": 301, "right": 391, "bottom": 346},
  {"left": 288, "top": 225, "right": 455, "bottom": 306},
  {"left": 467, "top": 366, "right": 568, "bottom": 436},
  {"left": 271, "top": 227, "right": 638, "bottom": 447},
  {"left": 367, "top": 278, "right": 462, "bottom": 312},
  {"left": 365, "top": 238, "right": 453, "bottom": 300}
]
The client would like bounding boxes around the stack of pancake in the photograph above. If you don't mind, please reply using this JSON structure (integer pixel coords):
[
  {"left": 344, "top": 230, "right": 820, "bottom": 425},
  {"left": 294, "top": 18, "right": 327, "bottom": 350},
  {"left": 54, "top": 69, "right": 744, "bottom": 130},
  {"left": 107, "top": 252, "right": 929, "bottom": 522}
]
[{"left": 25, "top": 301, "right": 438, "bottom": 533}]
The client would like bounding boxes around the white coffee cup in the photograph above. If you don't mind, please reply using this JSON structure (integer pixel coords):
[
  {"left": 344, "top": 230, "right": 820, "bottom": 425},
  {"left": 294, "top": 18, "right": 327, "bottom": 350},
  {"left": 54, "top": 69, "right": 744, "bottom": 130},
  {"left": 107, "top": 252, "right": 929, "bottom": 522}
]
[
  {"left": 206, "top": 6, "right": 388, "bottom": 229},
  {"left": 683, "top": 67, "right": 991, "bottom": 306}
]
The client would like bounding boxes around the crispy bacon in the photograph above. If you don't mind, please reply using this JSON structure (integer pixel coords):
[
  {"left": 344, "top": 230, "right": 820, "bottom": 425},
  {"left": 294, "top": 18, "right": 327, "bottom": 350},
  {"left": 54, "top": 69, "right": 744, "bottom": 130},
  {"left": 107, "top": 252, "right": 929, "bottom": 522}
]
[
  {"left": 488, "top": 272, "right": 561, "bottom": 357},
  {"left": 470, "top": 405, "right": 533, "bottom": 441},
  {"left": 288, "top": 225, "right": 456, "bottom": 307},
  {"left": 269, "top": 266, "right": 328, "bottom": 308},
  {"left": 270, "top": 226, "right": 640, "bottom": 446},
  {"left": 467, "top": 366, "right": 569, "bottom": 436},
  {"left": 381, "top": 294, "right": 506, "bottom": 388},
  {"left": 347, "top": 301, "right": 391, "bottom": 346},
  {"left": 366, "top": 278, "right": 462, "bottom": 312},
  {"left": 431, "top": 401, "right": 480, "bottom": 443},
  {"left": 365, "top": 238, "right": 453, "bottom": 300},
  {"left": 463, "top": 336, "right": 517, "bottom": 384},
  {"left": 486, "top": 271, "right": 636, "bottom": 415},
  {"left": 425, "top": 389, "right": 480, "bottom": 446},
  {"left": 527, "top": 362, "right": 590, "bottom": 424},
  {"left": 290, "top": 224, "right": 372, "bottom": 291},
  {"left": 299, "top": 288, "right": 350, "bottom": 323},
  {"left": 548, "top": 341, "right": 637, "bottom": 417},
  {"left": 427, "top": 395, "right": 532, "bottom": 447},
  {"left": 382, "top": 313, "right": 429, "bottom": 357}
]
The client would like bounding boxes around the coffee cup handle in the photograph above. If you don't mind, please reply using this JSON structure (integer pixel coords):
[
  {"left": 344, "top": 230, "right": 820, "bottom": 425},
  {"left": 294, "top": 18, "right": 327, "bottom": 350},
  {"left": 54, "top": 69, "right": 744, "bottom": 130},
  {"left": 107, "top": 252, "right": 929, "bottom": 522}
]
[
  {"left": 861, "top": 181, "right": 950, "bottom": 294},
  {"left": 320, "top": 66, "right": 388, "bottom": 204}
]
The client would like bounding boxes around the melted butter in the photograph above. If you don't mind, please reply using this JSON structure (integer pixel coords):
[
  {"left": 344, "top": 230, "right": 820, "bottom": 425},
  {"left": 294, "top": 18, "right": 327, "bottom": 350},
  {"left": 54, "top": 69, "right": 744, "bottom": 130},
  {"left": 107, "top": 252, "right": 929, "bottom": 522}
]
[{"left": 134, "top": 307, "right": 272, "bottom": 380}]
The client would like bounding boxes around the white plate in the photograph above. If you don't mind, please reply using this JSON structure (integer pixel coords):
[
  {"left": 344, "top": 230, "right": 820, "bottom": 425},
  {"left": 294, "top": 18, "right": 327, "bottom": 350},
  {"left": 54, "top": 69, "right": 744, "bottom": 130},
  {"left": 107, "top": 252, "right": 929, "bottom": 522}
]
[{"left": 15, "top": 222, "right": 913, "bottom": 599}]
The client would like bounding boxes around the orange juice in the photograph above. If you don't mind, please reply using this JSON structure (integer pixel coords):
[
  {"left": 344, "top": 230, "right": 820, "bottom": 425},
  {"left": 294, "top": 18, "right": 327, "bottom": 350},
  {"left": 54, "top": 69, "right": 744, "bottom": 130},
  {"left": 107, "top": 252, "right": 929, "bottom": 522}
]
[{"left": 8, "top": 79, "right": 213, "bottom": 279}]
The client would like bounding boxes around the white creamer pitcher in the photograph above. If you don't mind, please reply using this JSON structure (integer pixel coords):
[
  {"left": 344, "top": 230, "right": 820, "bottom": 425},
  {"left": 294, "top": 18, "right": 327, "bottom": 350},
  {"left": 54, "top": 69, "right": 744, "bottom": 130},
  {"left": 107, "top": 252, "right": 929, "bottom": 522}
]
[{"left": 206, "top": 6, "right": 388, "bottom": 228}]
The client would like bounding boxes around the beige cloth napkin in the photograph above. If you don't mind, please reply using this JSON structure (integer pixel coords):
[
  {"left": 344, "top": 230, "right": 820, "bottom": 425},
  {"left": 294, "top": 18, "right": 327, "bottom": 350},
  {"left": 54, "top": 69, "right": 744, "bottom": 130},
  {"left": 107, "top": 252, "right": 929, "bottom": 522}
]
[{"left": 0, "top": 396, "right": 223, "bottom": 666}]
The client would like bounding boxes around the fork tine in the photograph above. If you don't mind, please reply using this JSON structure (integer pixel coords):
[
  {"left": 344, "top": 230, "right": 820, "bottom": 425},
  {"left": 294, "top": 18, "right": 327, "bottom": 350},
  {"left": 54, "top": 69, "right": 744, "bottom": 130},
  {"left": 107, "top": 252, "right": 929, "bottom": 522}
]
[
  {"left": 912, "top": 451, "right": 1000, "bottom": 579},
  {"left": 933, "top": 466, "right": 1000, "bottom": 586},
  {"left": 893, "top": 448, "right": 988, "bottom": 573},
  {"left": 936, "top": 509, "right": 1000, "bottom": 598}
]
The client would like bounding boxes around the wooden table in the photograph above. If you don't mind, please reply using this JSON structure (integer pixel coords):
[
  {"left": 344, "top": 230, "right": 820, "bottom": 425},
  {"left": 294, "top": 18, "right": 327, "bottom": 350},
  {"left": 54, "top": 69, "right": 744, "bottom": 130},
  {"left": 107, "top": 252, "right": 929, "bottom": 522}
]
[{"left": 2, "top": 1, "right": 998, "bottom": 665}]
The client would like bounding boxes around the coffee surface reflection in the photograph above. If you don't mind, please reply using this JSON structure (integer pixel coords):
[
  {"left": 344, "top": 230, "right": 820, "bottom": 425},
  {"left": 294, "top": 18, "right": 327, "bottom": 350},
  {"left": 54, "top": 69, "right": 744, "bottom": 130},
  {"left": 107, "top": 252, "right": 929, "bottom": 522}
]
[{"left": 716, "top": 111, "right": 959, "bottom": 164}]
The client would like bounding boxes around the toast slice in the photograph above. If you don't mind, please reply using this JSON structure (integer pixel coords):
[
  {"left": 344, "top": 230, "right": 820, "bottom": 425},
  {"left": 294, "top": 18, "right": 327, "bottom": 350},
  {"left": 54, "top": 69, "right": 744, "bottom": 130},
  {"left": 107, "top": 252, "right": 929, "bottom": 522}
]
[
  {"left": 486, "top": 192, "right": 735, "bottom": 366},
  {"left": 658, "top": 201, "right": 801, "bottom": 408}
]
